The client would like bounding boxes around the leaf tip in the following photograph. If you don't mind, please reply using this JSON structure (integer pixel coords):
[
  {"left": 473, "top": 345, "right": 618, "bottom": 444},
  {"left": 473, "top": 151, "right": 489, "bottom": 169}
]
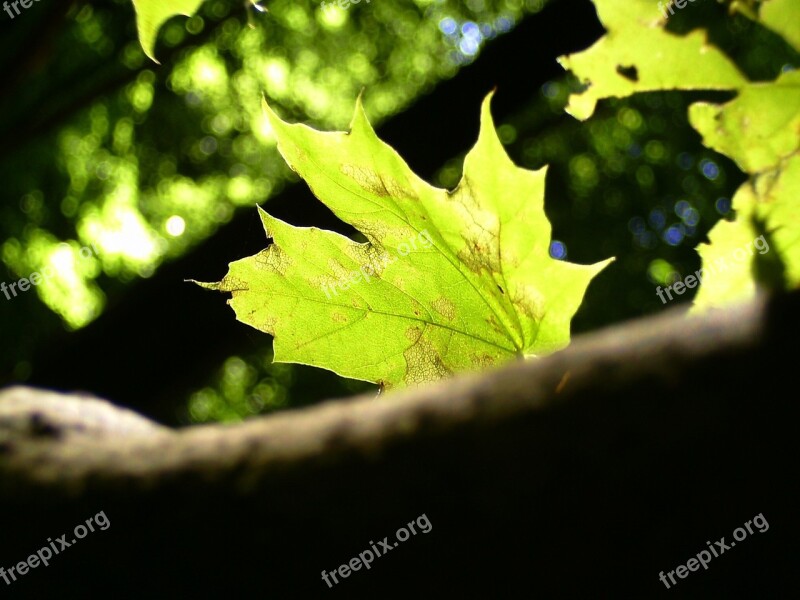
[
  {"left": 477, "top": 90, "right": 500, "bottom": 143},
  {"left": 135, "top": 25, "right": 161, "bottom": 63},
  {"left": 256, "top": 204, "right": 275, "bottom": 237},
  {"left": 261, "top": 96, "right": 283, "bottom": 127},
  {"left": 480, "top": 88, "right": 496, "bottom": 118},
  {"left": 187, "top": 279, "right": 221, "bottom": 291},
  {"left": 350, "top": 90, "right": 372, "bottom": 135}
]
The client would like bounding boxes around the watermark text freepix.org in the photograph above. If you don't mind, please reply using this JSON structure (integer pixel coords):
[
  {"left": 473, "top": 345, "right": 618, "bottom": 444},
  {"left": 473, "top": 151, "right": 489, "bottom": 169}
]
[
  {"left": 321, "top": 230, "right": 432, "bottom": 299},
  {"left": 321, "top": 513, "right": 432, "bottom": 588},
  {"left": 1, "top": 242, "right": 98, "bottom": 302},
  {"left": 3, "top": 0, "right": 43, "bottom": 20},
  {"left": 0, "top": 510, "right": 110, "bottom": 586},
  {"left": 658, "top": 512, "right": 769, "bottom": 589},
  {"left": 656, "top": 234, "right": 769, "bottom": 304},
  {"left": 658, "top": 0, "right": 699, "bottom": 20}
]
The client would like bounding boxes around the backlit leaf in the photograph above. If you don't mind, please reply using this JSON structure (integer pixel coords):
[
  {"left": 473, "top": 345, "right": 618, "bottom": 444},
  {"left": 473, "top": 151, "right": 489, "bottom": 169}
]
[
  {"left": 132, "top": 0, "right": 206, "bottom": 62},
  {"left": 199, "top": 94, "right": 612, "bottom": 388}
]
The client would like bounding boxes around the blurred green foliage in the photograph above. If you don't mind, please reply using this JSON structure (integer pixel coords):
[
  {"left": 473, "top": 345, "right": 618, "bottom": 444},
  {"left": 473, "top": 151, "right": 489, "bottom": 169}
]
[
  {"left": 0, "top": 0, "right": 795, "bottom": 422},
  {"left": 0, "top": 0, "right": 544, "bottom": 418}
]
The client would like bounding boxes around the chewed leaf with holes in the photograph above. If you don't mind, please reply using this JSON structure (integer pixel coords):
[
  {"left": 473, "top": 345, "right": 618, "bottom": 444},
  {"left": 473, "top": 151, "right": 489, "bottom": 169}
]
[
  {"left": 197, "top": 94, "right": 612, "bottom": 389},
  {"left": 131, "top": 0, "right": 206, "bottom": 61},
  {"left": 557, "top": 0, "right": 746, "bottom": 120}
]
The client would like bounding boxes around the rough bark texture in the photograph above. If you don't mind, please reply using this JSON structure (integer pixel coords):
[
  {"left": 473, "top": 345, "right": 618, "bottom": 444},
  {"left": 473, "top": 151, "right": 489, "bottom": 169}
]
[{"left": 0, "top": 292, "right": 797, "bottom": 598}]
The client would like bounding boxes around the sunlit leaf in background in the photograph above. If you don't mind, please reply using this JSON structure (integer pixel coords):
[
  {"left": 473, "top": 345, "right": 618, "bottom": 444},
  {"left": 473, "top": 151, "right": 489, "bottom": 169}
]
[
  {"left": 740, "top": 0, "right": 800, "bottom": 53},
  {"left": 561, "top": 0, "right": 800, "bottom": 312},
  {"left": 132, "top": 0, "right": 207, "bottom": 61},
  {"left": 557, "top": 0, "right": 747, "bottom": 120},
  {"left": 689, "top": 66, "right": 800, "bottom": 308}
]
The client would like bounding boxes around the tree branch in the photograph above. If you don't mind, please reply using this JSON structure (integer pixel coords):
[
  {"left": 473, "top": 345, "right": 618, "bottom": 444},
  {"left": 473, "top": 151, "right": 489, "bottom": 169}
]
[{"left": 0, "top": 291, "right": 797, "bottom": 596}]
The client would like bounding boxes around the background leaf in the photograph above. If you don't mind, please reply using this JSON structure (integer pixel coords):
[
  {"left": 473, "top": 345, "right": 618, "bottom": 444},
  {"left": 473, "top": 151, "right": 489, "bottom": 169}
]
[
  {"left": 688, "top": 70, "right": 800, "bottom": 174},
  {"left": 562, "top": 0, "right": 799, "bottom": 311},
  {"left": 690, "top": 71, "right": 800, "bottom": 309},
  {"left": 557, "top": 0, "right": 746, "bottom": 120},
  {"left": 132, "top": 0, "right": 206, "bottom": 61},
  {"left": 748, "top": 0, "right": 800, "bottom": 53}
]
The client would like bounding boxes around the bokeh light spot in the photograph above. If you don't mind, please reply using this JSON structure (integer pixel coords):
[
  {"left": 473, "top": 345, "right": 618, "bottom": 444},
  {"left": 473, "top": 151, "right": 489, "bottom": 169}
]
[
  {"left": 549, "top": 240, "right": 567, "bottom": 260},
  {"left": 166, "top": 216, "right": 186, "bottom": 237}
]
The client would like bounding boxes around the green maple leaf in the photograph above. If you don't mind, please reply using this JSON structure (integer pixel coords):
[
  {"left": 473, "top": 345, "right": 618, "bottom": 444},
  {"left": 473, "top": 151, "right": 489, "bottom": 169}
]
[
  {"left": 131, "top": 0, "right": 207, "bottom": 62},
  {"left": 199, "top": 94, "right": 612, "bottom": 389}
]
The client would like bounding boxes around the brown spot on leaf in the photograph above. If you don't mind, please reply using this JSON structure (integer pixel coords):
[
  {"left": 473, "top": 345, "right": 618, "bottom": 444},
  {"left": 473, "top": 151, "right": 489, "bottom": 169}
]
[
  {"left": 249, "top": 313, "right": 277, "bottom": 336},
  {"left": 486, "top": 314, "right": 508, "bottom": 336},
  {"left": 403, "top": 326, "right": 453, "bottom": 385},
  {"left": 350, "top": 242, "right": 388, "bottom": 279},
  {"left": 326, "top": 258, "right": 354, "bottom": 281},
  {"left": 254, "top": 246, "right": 292, "bottom": 276},
  {"left": 220, "top": 274, "right": 249, "bottom": 294},
  {"left": 448, "top": 185, "right": 502, "bottom": 274},
  {"left": 512, "top": 285, "right": 545, "bottom": 322},
  {"left": 341, "top": 164, "right": 416, "bottom": 200},
  {"left": 471, "top": 353, "right": 496, "bottom": 369},
  {"left": 432, "top": 296, "right": 456, "bottom": 321}
]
